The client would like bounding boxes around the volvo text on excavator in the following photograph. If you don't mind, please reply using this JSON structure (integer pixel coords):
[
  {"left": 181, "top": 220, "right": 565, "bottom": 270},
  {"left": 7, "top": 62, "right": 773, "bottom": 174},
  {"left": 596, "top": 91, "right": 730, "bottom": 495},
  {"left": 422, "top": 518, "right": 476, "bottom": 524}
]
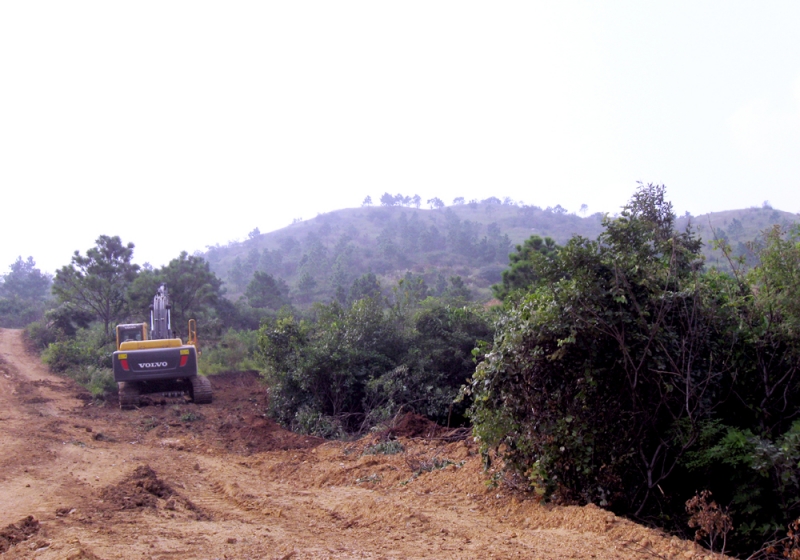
[{"left": 111, "top": 284, "right": 212, "bottom": 409}]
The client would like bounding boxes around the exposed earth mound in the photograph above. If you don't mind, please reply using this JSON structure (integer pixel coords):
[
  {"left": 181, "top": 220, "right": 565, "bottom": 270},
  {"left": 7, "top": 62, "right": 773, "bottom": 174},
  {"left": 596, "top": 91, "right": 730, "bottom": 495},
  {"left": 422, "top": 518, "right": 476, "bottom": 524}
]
[
  {"left": 0, "top": 328, "right": 724, "bottom": 559},
  {"left": 98, "top": 464, "right": 208, "bottom": 520},
  {"left": 0, "top": 516, "right": 40, "bottom": 554}
]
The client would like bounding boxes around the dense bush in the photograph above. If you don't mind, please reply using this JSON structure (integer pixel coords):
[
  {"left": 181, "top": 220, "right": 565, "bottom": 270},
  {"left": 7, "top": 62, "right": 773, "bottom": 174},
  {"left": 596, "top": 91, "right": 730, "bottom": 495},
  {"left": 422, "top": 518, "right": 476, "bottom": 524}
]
[
  {"left": 198, "top": 329, "right": 260, "bottom": 375},
  {"left": 257, "top": 297, "right": 492, "bottom": 436},
  {"left": 468, "top": 184, "right": 800, "bottom": 556},
  {"left": 0, "top": 297, "right": 47, "bottom": 329},
  {"left": 42, "top": 324, "right": 111, "bottom": 370},
  {"left": 25, "top": 319, "right": 60, "bottom": 351},
  {"left": 40, "top": 324, "right": 117, "bottom": 398}
]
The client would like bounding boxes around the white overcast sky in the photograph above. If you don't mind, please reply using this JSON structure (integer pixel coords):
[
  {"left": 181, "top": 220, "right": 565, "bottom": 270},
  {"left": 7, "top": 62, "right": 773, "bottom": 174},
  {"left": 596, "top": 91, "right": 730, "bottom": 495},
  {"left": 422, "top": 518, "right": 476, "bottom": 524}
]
[{"left": 2, "top": 1, "right": 799, "bottom": 274}]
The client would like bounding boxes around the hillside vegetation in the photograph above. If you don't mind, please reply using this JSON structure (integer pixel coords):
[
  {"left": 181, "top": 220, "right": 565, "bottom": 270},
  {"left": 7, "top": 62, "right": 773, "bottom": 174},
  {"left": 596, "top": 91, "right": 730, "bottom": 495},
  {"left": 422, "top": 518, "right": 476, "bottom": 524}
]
[
  {"left": 204, "top": 199, "right": 607, "bottom": 304},
  {"left": 203, "top": 197, "right": 799, "bottom": 306}
]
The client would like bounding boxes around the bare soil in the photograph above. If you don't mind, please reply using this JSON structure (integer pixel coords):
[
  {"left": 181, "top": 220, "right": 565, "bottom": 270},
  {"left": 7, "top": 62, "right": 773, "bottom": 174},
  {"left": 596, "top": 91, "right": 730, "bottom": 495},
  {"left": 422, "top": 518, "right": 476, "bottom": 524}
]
[{"left": 0, "top": 328, "right": 725, "bottom": 559}]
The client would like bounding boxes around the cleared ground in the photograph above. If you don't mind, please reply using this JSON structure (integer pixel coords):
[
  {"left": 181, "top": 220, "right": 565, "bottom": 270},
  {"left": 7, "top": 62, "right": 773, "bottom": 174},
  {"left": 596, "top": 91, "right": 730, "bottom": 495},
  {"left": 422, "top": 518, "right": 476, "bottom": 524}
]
[{"left": 0, "top": 328, "right": 721, "bottom": 559}]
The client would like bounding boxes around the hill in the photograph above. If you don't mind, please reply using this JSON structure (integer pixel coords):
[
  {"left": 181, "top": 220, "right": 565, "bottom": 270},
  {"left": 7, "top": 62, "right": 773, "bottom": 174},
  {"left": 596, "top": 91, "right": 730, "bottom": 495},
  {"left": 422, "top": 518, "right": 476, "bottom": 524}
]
[
  {"left": 202, "top": 201, "right": 800, "bottom": 305},
  {"left": 679, "top": 205, "right": 800, "bottom": 268}
]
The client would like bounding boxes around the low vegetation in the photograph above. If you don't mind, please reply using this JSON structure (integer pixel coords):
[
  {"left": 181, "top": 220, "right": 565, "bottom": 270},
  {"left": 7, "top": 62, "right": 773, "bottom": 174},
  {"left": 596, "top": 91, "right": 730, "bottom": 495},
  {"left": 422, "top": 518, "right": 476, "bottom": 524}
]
[{"left": 257, "top": 296, "right": 493, "bottom": 436}]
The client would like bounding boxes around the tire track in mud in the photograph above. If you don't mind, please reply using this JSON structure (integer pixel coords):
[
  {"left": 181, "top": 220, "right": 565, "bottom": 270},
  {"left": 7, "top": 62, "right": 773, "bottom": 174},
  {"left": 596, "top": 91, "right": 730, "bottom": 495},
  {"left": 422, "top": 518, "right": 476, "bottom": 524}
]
[
  {"left": 157, "top": 453, "right": 388, "bottom": 557},
  {"left": 0, "top": 334, "right": 90, "bottom": 522}
]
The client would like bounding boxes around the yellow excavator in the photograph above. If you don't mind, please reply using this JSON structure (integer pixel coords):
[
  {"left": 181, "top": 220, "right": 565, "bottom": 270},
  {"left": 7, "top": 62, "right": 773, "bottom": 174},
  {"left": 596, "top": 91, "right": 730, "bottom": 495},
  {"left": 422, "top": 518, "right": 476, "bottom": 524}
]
[{"left": 112, "top": 284, "right": 212, "bottom": 409}]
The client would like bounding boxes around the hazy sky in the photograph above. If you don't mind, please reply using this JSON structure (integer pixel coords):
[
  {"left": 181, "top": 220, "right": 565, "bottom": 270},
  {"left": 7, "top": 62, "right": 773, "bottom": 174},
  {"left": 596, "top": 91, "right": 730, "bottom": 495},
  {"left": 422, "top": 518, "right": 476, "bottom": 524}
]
[{"left": 2, "top": 1, "right": 799, "bottom": 274}]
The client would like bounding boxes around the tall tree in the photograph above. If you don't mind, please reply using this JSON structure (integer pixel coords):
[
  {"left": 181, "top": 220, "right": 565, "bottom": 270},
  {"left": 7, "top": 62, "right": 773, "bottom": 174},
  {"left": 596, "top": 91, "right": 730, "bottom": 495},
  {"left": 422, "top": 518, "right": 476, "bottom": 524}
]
[
  {"left": 0, "top": 256, "right": 53, "bottom": 328},
  {"left": 392, "top": 272, "right": 428, "bottom": 310},
  {"left": 53, "top": 235, "right": 139, "bottom": 335},
  {"left": 349, "top": 272, "right": 382, "bottom": 302},
  {"left": 0, "top": 257, "right": 51, "bottom": 328},
  {"left": 1, "top": 256, "right": 51, "bottom": 301},
  {"left": 159, "top": 252, "right": 224, "bottom": 329},
  {"left": 228, "top": 256, "right": 249, "bottom": 290},
  {"left": 127, "top": 252, "right": 224, "bottom": 334},
  {"left": 427, "top": 197, "right": 444, "bottom": 209},
  {"left": 246, "top": 271, "right": 290, "bottom": 310},
  {"left": 445, "top": 276, "right": 471, "bottom": 300},
  {"left": 296, "top": 272, "right": 318, "bottom": 303},
  {"left": 492, "top": 235, "right": 558, "bottom": 301}
]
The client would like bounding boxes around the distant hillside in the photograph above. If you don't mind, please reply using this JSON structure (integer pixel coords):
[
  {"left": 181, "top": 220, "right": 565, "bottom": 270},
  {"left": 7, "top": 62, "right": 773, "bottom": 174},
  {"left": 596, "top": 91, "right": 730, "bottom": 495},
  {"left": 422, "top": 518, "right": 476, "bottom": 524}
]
[
  {"left": 202, "top": 202, "right": 800, "bottom": 305},
  {"left": 678, "top": 205, "right": 800, "bottom": 268}
]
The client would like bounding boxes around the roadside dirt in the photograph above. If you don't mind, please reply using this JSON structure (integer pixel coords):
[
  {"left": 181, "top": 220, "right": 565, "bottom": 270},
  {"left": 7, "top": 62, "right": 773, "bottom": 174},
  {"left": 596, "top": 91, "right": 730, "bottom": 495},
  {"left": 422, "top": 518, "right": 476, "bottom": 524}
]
[{"left": 0, "top": 328, "right": 724, "bottom": 559}]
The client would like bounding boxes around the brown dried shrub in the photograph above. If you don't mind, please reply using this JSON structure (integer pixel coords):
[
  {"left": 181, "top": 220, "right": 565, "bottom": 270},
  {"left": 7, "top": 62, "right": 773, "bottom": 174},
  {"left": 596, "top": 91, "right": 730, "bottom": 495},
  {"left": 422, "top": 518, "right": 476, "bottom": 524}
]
[{"left": 685, "top": 490, "right": 732, "bottom": 554}]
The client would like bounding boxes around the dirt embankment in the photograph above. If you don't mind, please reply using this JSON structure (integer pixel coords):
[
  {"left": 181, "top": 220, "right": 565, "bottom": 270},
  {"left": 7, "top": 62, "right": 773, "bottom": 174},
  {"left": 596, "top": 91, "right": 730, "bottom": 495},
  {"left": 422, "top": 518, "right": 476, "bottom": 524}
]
[{"left": 0, "top": 328, "right": 724, "bottom": 559}]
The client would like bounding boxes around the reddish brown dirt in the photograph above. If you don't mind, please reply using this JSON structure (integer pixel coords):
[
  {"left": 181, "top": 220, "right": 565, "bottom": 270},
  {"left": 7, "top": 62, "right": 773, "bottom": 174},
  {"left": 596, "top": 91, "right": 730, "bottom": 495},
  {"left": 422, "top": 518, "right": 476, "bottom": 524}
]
[{"left": 0, "top": 328, "right": 727, "bottom": 559}]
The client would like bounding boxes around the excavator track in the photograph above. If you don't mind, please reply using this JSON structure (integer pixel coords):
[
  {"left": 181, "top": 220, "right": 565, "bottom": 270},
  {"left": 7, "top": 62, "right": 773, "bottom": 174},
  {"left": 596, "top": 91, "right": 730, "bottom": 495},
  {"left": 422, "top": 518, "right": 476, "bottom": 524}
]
[
  {"left": 118, "top": 381, "right": 140, "bottom": 409},
  {"left": 190, "top": 375, "right": 212, "bottom": 404}
]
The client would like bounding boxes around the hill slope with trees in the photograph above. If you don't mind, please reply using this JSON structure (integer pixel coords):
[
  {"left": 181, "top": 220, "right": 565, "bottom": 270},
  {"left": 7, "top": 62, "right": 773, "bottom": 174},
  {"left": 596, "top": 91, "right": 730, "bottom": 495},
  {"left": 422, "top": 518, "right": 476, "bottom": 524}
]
[
  {"left": 203, "top": 198, "right": 608, "bottom": 305},
  {"left": 202, "top": 196, "right": 799, "bottom": 307}
]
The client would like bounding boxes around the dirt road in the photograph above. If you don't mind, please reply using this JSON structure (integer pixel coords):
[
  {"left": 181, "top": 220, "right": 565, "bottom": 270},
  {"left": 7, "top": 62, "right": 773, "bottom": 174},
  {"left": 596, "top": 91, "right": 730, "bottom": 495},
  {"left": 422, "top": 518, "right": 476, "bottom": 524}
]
[{"left": 0, "top": 328, "right": 719, "bottom": 559}]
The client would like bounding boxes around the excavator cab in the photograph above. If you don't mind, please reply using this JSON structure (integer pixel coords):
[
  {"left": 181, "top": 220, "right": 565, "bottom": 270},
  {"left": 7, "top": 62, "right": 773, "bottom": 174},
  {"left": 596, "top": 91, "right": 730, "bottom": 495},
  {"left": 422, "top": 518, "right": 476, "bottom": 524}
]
[{"left": 116, "top": 323, "right": 148, "bottom": 350}]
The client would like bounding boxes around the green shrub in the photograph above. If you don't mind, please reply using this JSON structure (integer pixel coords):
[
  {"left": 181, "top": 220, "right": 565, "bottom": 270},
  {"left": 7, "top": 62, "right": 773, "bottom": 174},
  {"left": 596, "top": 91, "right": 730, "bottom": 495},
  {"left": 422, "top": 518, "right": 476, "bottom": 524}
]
[
  {"left": 42, "top": 338, "right": 96, "bottom": 373},
  {"left": 73, "top": 366, "right": 116, "bottom": 398},
  {"left": 42, "top": 325, "right": 113, "bottom": 371},
  {"left": 467, "top": 185, "right": 800, "bottom": 556},
  {"left": 198, "top": 328, "right": 259, "bottom": 374},
  {"left": 25, "top": 320, "right": 60, "bottom": 351},
  {"left": 292, "top": 406, "right": 343, "bottom": 439},
  {"left": 257, "top": 298, "right": 491, "bottom": 434},
  {"left": 41, "top": 325, "right": 116, "bottom": 399},
  {"left": 363, "top": 439, "right": 404, "bottom": 456},
  {"left": 0, "top": 297, "right": 46, "bottom": 329}
]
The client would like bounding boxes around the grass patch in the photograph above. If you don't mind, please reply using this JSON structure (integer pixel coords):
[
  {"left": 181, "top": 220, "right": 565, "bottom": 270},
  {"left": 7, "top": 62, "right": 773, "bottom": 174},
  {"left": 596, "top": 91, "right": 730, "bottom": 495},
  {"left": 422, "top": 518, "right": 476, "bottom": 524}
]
[
  {"left": 362, "top": 439, "right": 404, "bottom": 456},
  {"left": 141, "top": 417, "right": 159, "bottom": 431}
]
